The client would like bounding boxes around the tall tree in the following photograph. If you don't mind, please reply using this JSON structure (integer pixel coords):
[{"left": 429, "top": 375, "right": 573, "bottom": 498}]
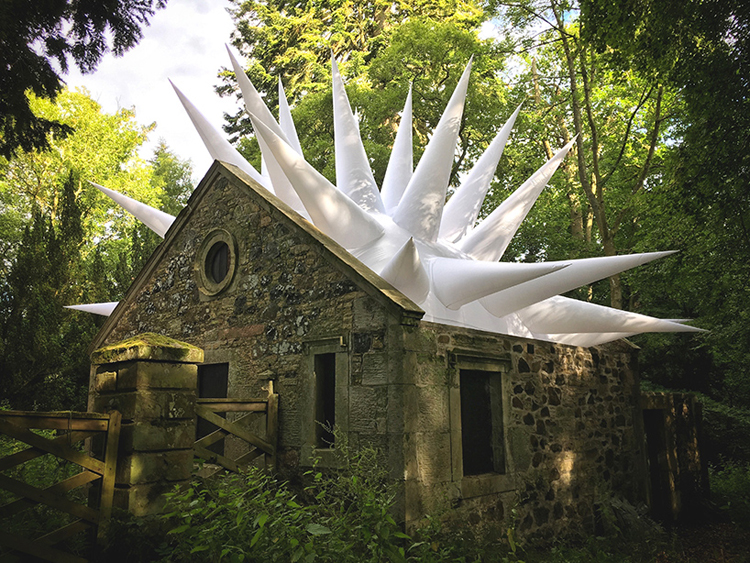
[
  {"left": 486, "top": 0, "right": 671, "bottom": 308},
  {"left": 0, "top": 88, "right": 156, "bottom": 263},
  {"left": 0, "top": 173, "right": 96, "bottom": 410},
  {"left": 224, "top": 0, "right": 512, "bottom": 189},
  {"left": 0, "top": 0, "right": 167, "bottom": 159},
  {"left": 579, "top": 0, "right": 750, "bottom": 404},
  {"left": 149, "top": 140, "right": 194, "bottom": 215}
]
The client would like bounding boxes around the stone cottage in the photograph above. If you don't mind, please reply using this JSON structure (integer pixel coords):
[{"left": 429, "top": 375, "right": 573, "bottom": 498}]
[{"left": 89, "top": 161, "right": 704, "bottom": 537}]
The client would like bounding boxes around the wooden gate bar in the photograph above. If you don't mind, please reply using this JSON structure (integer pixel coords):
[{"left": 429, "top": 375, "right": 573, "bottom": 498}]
[
  {"left": 0, "top": 472, "right": 99, "bottom": 519},
  {"left": 0, "top": 410, "right": 121, "bottom": 563},
  {"left": 193, "top": 394, "right": 278, "bottom": 474},
  {"left": 0, "top": 431, "right": 92, "bottom": 472},
  {"left": 0, "top": 420, "right": 105, "bottom": 474},
  {"left": 195, "top": 406, "right": 273, "bottom": 453}
]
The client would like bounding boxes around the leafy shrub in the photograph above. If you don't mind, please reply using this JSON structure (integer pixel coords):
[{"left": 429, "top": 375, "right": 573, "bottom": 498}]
[
  {"left": 155, "top": 435, "right": 420, "bottom": 563},
  {"left": 709, "top": 461, "right": 750, "bottom": 522}
]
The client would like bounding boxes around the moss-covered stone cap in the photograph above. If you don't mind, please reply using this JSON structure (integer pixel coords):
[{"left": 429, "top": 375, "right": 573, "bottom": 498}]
[{"left": 91, "top": 333, "right": 204, "bottom": 365}]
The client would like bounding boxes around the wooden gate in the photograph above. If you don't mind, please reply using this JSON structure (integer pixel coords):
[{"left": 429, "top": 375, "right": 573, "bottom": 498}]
[
  {"left": 194, "top": 394, "right": 278, "bottom": 473},
  {"left": 0, "top": 410, "right": 121, "bottom": 563}
]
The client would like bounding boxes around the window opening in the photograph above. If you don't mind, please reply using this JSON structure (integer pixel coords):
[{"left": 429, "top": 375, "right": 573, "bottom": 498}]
[
  {"left": 460, "top": 369, "right": 505, "bottom": 476},
  {"left": 314, "top": 353, "right": 336, "bottom": 448},
  {"left": 197, "top": 363, "right": 229, "bottom": 455},
  {"left": 206, "top": 241, "right": 229, "bottom": 284}
]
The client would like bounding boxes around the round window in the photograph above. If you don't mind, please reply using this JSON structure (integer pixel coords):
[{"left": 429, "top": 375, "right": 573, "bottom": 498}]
[
  {"left": 207, "top": 241, "right": 229, "bottom": 283},
  {"left": 196, "top": 229, "right": 237, "bottom": 297}
]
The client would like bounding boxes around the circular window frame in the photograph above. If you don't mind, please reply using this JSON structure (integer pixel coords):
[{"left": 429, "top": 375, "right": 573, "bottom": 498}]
[{"left": 197, "top": 229, "right": 238, "bottom": 297}]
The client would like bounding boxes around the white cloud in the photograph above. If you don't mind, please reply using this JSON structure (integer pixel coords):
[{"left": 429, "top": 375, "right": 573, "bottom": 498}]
[{"left": 65, "top": 0, "right": 238, "bottom": 180}]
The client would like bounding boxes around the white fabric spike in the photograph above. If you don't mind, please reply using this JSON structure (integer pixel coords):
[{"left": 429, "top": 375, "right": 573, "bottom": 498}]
[
  {"left": 227, "top": 46, "right": 286, "bottom": 141},
  {"left": 431, "top": 258, "right": 566, "bottom": 310},
  {"left": 332, "top": 57, "right": 385, "bottom": 213},
  {"left": 381, "top": 85, "right": 413, "bottom": 215},
  {"left": 170, "top": 80, "right": 269, "bottom": 190},
  {"left": 543, "top": 332, "right": 638, "bottom": 347},
  {"left": 227, "top": 48, "right": 307, "bottom": 213},
  {"left": 439, "top": 104, "right": 523, "bottom": 243},
  {"left": 459, "top": 138, "right": 576, "bottom": 261},
  {"left": 392, "top": 59, "right": 473, "bottom": 241},
  {"left": 278, "top": 78, "right": 303, "bottom": 155},
  {"left": 249, "top": 113, "right": 385, "bottom": 249},
  {"left": 379, "top": 238, "right": 429, "bottom": 304},
  {"left": 481, "top": 251, "right": 676, "bottom": 319},
  {"left": 64, "top": 302, "right": 118, "bottom": 316},
  {"left": 517, "top": 295, "right": 706, "bottom": 335},
  {"left": 91, "top": 182, "right": 175, "bottom": 238}
]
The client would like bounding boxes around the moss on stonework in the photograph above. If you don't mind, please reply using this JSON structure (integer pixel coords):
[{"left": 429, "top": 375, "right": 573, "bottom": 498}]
[{"left": 92, "top": 332, "right": 204, "bottom": 365}]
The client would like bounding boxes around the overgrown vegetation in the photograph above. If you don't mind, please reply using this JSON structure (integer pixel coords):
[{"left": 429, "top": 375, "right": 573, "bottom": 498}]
[{"left": 98, "top": 437, "right": 677, "bottom": 563}]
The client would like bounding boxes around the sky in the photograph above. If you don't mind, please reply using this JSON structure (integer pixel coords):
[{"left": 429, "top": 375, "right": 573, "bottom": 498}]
[{"left": 65, "top": 0, "right": 238, "bottom": 180}]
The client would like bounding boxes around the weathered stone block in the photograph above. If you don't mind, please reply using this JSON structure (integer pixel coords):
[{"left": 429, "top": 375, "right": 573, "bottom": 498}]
[
  {"left": 93, "top": 390, "right": 195, "bottom": 421},
  {"left": 415, "top": 431, "right": 451, "bottom": 483},
  {"left": 349, "top": 386, "right": 387, "bottom": 433},
  {"left": 116, "top": 450, "right": 193, "bottom": 484},
  {"left": 117, "top": 361, "right": 197, "bottom": 390},
  {"left": 361, "top": 353, "right": 388, "bottom": 385},
  {"left": 92, "top": 332, "right": 204, "bottom": 365},
  {"left": 94, "top": 370, "right": 117, "bottom": 393},
  {"left": 113, "top": 481, "right": 177, "bottom": 516},
  {"left": 120, "top": 420, "right": 196, "bottom": 451},
  {"left": 416, "top": 386, "right": 449, "bottom": 432}
]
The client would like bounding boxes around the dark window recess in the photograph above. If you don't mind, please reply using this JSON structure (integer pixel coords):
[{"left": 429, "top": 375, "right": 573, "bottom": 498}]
[
  {"left": 197, "top": 363, "right": 229, "bottom": 456},
  {"left": 206, "top": 241, "right": 229, "bottom": 283},
  {"left": 314, "top": 353, "right": 336, "bottom": 448},
  {"left": 460, "top": 370, "right": 505, "bottom": 476}
]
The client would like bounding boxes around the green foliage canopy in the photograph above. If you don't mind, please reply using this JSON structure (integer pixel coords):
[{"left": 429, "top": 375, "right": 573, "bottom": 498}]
[{"left": 0, "top": 0, "right": 168, "bottom": 159}]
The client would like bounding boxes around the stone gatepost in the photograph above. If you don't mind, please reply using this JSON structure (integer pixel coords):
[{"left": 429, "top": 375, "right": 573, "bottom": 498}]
[{"left": 89, "top": 333, "right": 204, "bottom": 516}]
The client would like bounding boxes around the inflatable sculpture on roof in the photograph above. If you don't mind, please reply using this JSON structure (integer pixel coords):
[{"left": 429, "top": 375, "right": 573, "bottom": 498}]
[{"left": 68, "top": 48, "right": 703, "bottom": 347}]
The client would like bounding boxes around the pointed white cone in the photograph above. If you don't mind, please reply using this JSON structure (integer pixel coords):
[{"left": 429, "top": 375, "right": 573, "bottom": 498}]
[
  {"left": 379, "top": 238, "right": 429, "bottom": 304},
  {"left": 249, "top": 113, "right": 385, "bottom": 249},
  {"left": 481, "top": 251, "right": 676, "bottom": 318},
  {"left": 91, "top": 182, "right": 175, "bottom": 238},
  {"left": 226, "top": 51, "right": 309, "bottom": 215},
  {"left": 332, "top": 57, "right": 385, "bottom": 213},
  {"left": 170, "top": 80, "right": 269, "bottom": 190},
  {"left": 544, "top": 332, "right": 638, "bottom": 346},
  {"left": 392, "top": 59, "right": 473, "bottom": 242},
  {"left": 64, "top": 302, "right": 118, "bottom": 316},
  {"left": 227, "top": 46, "right": 287, "bottom": 141},
  {"left": 278, "top": 77, "right": 303, "bottom": 156},
  {"left": 430, "top": 258, "right": 567, "bottom": 310},
  {"left": 517, "top": 295, "right": 706, "bottom": 334},
  {"left": 439, "top": 104, "right": 523, "bottom": 243},
  {"left": 458, "top": 138, "right": 576, "bottom": 261},
  {"left": 381, "top": 86, "right": 413, "bottom": 215}
]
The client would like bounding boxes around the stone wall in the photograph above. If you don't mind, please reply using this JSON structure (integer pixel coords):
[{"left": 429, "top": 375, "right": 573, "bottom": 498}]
[
  {"left": 94, "top": 165, "right": 420, "bottom": 488},
  {"left": 401, "top": 321, "right": 647, "bottom": 540},
  {"left": 91, "top": 164, "right": 650, "bottom": 536}
]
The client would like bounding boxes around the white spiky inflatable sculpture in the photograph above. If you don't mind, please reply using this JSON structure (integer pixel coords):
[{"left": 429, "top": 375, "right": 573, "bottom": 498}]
[{"left": 68, "top": 48, "right": 703, "bottom": 347}]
